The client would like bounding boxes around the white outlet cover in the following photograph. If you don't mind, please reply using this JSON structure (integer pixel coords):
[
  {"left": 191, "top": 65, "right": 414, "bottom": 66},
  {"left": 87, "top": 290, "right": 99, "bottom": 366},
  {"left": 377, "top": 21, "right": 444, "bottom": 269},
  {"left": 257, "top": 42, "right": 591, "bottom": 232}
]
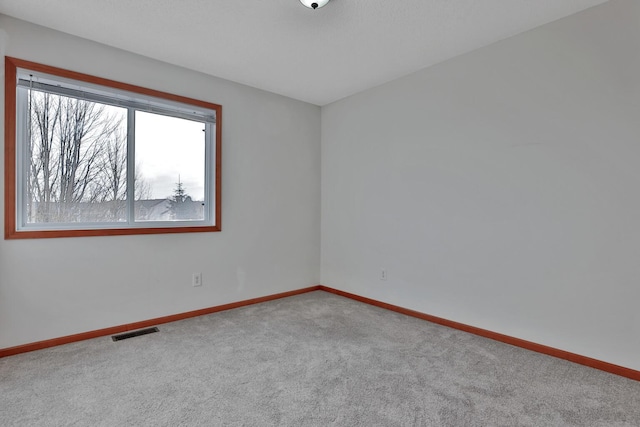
[{"left": 192, "top": 273, "right": 202, "bottom": 287}]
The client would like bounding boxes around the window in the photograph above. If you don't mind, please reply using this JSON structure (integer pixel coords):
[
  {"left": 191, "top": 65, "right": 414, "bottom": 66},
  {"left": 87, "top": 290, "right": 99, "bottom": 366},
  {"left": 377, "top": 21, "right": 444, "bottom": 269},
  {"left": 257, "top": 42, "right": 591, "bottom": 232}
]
[{"left": 4, "top": 57, "right": 221, "bottom": 239}]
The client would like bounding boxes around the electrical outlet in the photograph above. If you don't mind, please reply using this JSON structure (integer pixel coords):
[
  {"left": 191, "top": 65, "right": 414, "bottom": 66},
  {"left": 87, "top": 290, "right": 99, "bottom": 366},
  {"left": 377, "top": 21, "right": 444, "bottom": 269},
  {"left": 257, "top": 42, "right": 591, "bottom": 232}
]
[
  {"left": 192, "top": 272, "right": 202, "bottom": 287},
  {"left": 380, "top": 269, "right": 387, "bottom": 281}
]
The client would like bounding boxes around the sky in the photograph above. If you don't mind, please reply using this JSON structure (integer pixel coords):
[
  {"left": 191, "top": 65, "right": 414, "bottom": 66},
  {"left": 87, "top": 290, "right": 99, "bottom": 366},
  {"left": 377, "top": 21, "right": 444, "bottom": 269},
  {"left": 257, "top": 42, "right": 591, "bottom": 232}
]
[{"left": 135, "top": 111, "right": 206, "bottom": 201}]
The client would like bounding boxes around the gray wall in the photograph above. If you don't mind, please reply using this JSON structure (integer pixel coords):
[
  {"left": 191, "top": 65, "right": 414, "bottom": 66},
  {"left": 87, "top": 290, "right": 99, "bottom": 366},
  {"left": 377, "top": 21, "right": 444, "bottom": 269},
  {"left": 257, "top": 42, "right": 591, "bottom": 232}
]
[
  {"left": 0, "top": 16, "right": 321, "bottom": 348},
  {"left": 321, "top": 0, "right": 640, "bottom": 370}
]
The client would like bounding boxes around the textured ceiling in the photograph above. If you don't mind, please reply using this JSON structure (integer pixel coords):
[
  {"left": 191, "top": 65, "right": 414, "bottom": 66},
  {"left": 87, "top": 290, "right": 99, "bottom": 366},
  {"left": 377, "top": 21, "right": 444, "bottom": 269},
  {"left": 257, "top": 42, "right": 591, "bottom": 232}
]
[{"left": 0, "top": 0, "right": 608, "bottom": 105}]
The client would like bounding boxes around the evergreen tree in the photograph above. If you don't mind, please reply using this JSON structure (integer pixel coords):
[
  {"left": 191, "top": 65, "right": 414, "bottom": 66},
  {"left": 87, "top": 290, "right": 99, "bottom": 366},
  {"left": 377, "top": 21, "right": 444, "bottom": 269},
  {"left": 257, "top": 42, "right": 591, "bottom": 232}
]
[{"left": 168, "top": 177, "right": 194, "bottom": 220}]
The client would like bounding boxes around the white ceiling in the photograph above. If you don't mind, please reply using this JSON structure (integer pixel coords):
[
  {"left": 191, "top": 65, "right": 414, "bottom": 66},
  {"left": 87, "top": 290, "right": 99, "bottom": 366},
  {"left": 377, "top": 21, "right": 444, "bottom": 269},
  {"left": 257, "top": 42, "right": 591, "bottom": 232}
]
[{"left": 0, "top": 0, "right": 608, "bottom": 106}]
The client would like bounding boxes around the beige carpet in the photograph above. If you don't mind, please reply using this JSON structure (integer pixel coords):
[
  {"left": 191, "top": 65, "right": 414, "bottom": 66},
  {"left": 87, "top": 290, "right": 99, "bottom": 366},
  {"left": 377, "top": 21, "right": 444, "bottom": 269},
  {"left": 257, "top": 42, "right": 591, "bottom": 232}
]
[{"left": 1, "top": 290, "right": 639, "bottom": 426}]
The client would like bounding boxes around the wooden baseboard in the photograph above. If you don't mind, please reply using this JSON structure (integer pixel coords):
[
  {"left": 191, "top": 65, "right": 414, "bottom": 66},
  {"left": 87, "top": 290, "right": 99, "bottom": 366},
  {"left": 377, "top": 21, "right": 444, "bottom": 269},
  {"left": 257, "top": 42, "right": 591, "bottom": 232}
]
[
  {"left": 0, "top": 285, "right": 321, "bottom": 358},
  {"left": 4, "top": 283, "right": 639, "bottom": 383},
  {"left": 318, "top": 285, "right": 640, "bottom": 382}
]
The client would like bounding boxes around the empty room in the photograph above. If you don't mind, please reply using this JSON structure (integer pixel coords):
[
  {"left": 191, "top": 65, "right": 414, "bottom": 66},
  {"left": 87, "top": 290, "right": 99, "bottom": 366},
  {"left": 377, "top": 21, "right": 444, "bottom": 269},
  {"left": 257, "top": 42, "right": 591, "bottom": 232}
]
[{"left": 1, "top": 0, "right": 639, "bottom": 425}]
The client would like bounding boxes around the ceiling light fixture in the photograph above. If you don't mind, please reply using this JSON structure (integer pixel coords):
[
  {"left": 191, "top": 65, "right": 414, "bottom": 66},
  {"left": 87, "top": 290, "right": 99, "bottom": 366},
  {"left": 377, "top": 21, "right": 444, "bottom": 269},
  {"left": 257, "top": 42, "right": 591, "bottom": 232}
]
[{"left": 300, "top": 0, "right": 330, "bottom": 10}]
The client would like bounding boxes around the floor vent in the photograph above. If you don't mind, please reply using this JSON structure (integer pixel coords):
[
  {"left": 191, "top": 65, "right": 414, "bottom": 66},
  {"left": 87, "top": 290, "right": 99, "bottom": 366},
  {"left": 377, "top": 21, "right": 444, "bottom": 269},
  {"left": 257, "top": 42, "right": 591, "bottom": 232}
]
[{"left": 112, "top": 327, "right": 159, "bottom": 342}]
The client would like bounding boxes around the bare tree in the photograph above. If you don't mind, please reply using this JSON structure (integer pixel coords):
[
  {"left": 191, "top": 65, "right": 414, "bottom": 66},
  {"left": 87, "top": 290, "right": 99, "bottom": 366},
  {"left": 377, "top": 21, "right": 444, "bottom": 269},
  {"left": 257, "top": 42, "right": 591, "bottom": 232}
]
[
  {"left": 27, "top": 89, "right": 149, "bottom": 223},
  {"left": 95, "top": 128, "right": 128, "bottom": 220},
  {"left": 95, "top": 132, "right": 152, "bottom": 221},
  {"left": 29, "top": 91, "right": 60, "bottom": 221}
]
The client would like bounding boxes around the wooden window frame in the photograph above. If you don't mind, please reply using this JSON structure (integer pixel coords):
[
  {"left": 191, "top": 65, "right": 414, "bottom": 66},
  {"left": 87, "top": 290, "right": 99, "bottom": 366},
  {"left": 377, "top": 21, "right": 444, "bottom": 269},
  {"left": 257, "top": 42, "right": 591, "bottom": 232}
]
[{"left": 4, "top": 57, "right": 222, "bottom": 239}]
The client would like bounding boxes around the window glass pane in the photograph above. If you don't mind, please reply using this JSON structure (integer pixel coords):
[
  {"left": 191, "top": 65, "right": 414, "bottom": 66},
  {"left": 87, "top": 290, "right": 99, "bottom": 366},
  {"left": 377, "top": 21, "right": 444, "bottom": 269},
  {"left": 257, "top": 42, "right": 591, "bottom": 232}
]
[
  {"left": 25, "top": 89, "right": 128, "bottom": 224},
  {"left": 134, "top": 111, "right": 206, "bottom": 222}
]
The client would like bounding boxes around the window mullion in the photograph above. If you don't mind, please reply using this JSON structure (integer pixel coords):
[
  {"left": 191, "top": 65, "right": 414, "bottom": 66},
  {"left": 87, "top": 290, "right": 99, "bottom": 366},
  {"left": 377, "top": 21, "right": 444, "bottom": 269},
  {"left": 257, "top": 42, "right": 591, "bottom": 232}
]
[{"left": 126, "top": 108, "right": 136, "bottom": 225}]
